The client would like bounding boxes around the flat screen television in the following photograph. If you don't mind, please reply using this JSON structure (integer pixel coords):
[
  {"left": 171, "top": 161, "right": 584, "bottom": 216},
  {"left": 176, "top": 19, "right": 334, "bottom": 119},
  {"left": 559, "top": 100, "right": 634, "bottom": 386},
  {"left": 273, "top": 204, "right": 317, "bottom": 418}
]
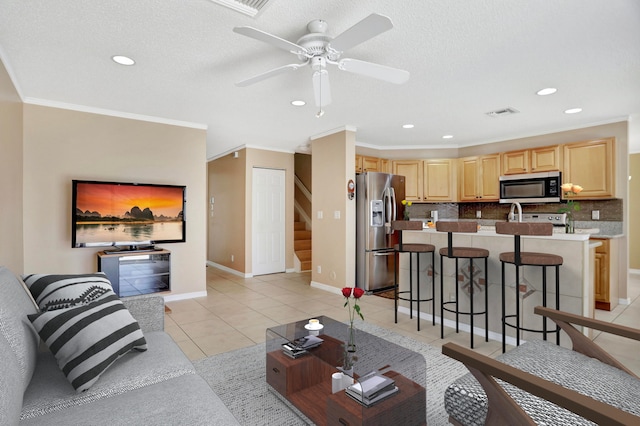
[{"left": 72, "top": 180, "right": 186, "bottom": 250}]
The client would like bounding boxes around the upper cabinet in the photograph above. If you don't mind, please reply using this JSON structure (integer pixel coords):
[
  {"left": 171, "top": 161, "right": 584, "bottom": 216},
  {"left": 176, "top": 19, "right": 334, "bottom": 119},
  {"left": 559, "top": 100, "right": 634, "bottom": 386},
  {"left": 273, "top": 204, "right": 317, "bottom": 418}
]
[
  {"left": 393, "top": 160, "right": 423, "bottom": 201},
  {"left": 423, "top": 159, "right": 457, "bottom": 202},
  {"left": 563, "top": 138, "right": 615, "bottom": 199},
  {"left": 501, "top": 145, "right": 561, "bottom": 175},
  {"left": 392, "top": 159, "right": 457, "bottom": 202},
  {"left": 459, "top": 154, "right": 500, "bottom": 202},
  {"left": 356, "top": 155, "right": 386, "bottom": 173}
]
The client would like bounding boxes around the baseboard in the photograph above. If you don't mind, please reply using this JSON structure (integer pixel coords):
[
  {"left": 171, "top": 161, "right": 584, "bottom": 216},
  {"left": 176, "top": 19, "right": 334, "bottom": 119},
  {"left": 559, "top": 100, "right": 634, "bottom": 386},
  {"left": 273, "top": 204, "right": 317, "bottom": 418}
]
[
  {"left": 163, "top": 291, "right": 207, "bottom": 302},
  {"left": 310, "top": 280, "right": 342, "bottom": 295},
  {"left": 206, "top": 261, "right": 252, "bottom": 278},
  {"left": 629, "top": 269, "right": 640, "bottom": 276},
  {"left": 619, "top": 297, "right": 632, "bottom": 305}
]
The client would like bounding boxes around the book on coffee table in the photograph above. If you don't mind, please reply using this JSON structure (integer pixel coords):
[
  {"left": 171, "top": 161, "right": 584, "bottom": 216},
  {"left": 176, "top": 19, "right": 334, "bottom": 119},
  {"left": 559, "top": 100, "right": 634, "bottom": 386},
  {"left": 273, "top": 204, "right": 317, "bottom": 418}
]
[{"left": 345, "top": 371, "right": 398, "bottom": 406}]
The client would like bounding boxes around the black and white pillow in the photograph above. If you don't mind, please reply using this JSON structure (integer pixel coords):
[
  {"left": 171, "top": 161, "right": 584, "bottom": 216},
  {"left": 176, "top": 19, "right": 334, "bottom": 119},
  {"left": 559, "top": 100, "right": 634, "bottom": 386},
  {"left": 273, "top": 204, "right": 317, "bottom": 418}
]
[
  {"left": 27, "top": 291, "right": 147, "bottom": 392},
  {"left": 21, "top": 273, "right": 113, "bottom": 311}
]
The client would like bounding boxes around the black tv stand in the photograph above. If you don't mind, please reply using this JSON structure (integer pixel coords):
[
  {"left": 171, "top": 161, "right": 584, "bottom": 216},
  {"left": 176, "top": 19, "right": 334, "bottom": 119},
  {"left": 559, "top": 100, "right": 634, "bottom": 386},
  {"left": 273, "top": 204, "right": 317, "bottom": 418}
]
[{"left": 98, "top": 249, "right": 170, "bottom": 297}]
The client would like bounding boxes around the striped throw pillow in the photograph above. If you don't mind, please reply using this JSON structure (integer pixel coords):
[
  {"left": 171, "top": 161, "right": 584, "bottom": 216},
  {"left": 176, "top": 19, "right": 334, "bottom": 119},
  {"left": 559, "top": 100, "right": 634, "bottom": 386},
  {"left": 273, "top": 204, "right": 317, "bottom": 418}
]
[
  {"left": 21, "top": 273, "right": 113, "bottom": 311},
  {"left": 27, "top": 291, "right": 147, "bottom": 392}
]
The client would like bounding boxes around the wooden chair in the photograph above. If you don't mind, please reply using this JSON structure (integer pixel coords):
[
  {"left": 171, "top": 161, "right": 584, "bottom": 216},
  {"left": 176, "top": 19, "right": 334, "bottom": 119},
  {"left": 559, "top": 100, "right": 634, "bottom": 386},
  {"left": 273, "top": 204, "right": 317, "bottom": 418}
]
[{"left": 442, "top": 306, "right": 640, "bottom": 425}]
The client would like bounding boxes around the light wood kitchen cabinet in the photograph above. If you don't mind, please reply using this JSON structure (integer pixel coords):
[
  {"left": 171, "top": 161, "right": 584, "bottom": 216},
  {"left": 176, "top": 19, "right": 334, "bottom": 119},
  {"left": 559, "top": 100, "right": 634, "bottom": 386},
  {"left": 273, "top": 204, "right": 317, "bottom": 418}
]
[
  {"left": 423, "top": 159, "right": 457, "bottom": 201},
  {"left": 393, "top": 160, "right": 423, "bottom": 201},
  {"left": 362, "top": 156, "right": 381, "bottom": 172},
  {"left": 501, "top": 145, "right": 561, "bottom": 175},
  {"left": 592, "top": 237, "right": 618, "bottom": 311},
  {"left": 459, "top": 154, "right": 500, "bottom": 201},
  {"left": 531, "top": 145, "right": 561, "bottom": 172},
  {"left": 563, "top": 138, "right": 615, "bottom": 199},
  {"left": 380, "top": 159, "right": 390, "bottom": 173},
  {"left": 356, "top": 155, "right": 385, "bottom": 173}
]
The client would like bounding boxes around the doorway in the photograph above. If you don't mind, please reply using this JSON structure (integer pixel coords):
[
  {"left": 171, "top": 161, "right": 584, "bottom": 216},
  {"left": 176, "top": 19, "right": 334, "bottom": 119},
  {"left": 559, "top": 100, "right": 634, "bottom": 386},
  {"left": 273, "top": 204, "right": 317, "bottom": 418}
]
[{"left": 252, "top": 167, "right": 286, "bottom": 275}]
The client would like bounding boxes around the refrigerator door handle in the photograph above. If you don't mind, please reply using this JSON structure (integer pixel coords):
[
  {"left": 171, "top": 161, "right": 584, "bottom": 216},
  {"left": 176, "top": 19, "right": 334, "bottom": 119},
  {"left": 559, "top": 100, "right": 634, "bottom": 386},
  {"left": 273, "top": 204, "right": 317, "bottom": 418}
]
[
  {"left": 390, "top": 187, "right": 397, "bottom": 222},
  {"left": 373, "top": 251, "right": 395, "bottom": 256},
  {"left": 383, "top": 187, "right": 393, "bottom": 234}
]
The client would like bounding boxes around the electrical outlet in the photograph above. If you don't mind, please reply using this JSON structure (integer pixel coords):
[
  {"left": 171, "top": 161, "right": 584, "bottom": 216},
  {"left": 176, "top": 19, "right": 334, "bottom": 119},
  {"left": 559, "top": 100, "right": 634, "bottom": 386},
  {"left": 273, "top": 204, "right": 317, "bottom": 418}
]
[
  {"left": 231, "top": 255, "right": 234, "bottom": 262},
  {"left": 317, "top": 210, "right": 323, "bottom": 219},
  {"left": 317, "top": 265, "right": 322, "bottom": 274},
  {"left": 334, "top": 210, "right": 341, "bottom": 219},
  {"left": 592, "top": 210, "right": 600, "bottom": 220},
  {"left": 476, "top": 210, "right": 482, "bottom": 219}
]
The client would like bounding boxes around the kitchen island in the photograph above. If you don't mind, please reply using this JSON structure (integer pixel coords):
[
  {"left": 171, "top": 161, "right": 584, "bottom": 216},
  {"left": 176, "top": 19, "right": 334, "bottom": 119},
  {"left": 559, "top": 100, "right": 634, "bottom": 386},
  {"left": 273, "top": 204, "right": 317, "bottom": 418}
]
[{"left": 397, "top": 224, "right": 598, "bottom": 347}]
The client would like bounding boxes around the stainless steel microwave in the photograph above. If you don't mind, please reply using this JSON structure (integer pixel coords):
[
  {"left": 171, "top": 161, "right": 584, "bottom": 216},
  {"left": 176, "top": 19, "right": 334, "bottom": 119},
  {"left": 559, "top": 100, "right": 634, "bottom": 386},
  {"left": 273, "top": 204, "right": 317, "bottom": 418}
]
[{"left": 499, "top": 171, "right": 561, "bottom": 203}]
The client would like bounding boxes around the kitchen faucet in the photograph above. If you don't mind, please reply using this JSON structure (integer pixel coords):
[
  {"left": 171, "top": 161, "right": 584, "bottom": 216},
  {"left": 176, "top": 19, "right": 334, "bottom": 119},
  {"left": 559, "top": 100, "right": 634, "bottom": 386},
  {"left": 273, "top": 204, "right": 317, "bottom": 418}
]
[{"left": 509, "top": 201, "right": 523, "bottom": 222}]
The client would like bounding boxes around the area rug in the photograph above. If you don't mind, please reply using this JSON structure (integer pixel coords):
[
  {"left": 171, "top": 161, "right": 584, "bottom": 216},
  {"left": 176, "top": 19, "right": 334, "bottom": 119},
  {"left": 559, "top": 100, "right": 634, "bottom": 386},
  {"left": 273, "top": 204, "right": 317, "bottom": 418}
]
[{"left": 193, "top": 322, "right": 466, "bottom": 425}]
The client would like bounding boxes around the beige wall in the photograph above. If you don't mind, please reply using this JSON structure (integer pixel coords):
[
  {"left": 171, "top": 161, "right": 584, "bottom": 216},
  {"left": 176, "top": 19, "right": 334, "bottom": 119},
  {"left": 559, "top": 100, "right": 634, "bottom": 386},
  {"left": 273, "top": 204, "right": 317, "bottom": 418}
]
[
  {"left": 0, "top": 59, "right": 24, "bottom": 273},
  {"left": 21, "top": 104, "right": 208, "bottom": 297},
  {"left": 207, "top": 147, "right": 295, "bottom": 275},
  {"left": 630, "top": 153, "right": 640, "bottom": 270},
  {"left": 208, "top": 150, "right": 247, "bottom": 272},
  {"left": 311, "top": 130, "right": 356, "bottom": 289}
]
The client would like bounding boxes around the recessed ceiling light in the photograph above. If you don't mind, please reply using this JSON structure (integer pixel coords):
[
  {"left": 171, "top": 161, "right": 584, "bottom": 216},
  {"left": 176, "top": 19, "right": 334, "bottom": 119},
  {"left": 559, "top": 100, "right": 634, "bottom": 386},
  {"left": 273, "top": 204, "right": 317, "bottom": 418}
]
[
  {"left": 536, "top": 87, "right": 557, "bottom": 96},
  {"left": 112, "top": 55, "right": 135, "bottom": 66},
  {"left": 291, "top": 100, "right": 306, "bottom": 106},
  {"left": 442, "top": 135, "right": 453, "bottom": 139},
  {"left": 564, "top": 108, "right": 583, "bottom": 114},
  {"left": 402, "top": 124, "right": 414, "bottom": 129}
]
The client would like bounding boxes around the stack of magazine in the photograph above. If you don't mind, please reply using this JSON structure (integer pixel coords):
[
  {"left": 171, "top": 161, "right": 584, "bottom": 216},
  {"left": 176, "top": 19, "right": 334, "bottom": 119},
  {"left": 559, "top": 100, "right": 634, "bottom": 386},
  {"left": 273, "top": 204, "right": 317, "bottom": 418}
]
[
  {"left": 281, "top": 335, "right": 323, "bottom": 359},
  {"left": 345, "top": 371, "right": 399, "bottom": 407}
]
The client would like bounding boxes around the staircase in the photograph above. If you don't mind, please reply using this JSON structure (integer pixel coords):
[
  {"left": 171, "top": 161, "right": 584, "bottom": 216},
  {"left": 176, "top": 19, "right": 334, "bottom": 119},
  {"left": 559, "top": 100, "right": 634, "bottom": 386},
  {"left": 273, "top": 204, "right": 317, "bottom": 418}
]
[{"left": 294, "top": 219, "right": 312, "bottom": 272}]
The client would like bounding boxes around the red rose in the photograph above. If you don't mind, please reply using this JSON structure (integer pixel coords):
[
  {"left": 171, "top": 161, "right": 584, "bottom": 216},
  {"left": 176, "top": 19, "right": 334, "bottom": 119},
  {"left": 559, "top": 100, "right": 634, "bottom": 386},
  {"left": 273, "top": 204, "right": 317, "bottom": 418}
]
[
  {"left": 342, "top": 287, "right": 353, "bottom": 298},
  {"left": 353, "top": 288, "right": 365, "bottom": 299}
]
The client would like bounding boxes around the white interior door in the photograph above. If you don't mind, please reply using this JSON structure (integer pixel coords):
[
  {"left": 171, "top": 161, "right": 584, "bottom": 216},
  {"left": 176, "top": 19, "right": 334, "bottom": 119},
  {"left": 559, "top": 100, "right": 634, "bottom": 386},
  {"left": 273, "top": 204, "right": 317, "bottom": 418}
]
[{"left": 252, "top": 167, "right": 286, "bottom": 275}]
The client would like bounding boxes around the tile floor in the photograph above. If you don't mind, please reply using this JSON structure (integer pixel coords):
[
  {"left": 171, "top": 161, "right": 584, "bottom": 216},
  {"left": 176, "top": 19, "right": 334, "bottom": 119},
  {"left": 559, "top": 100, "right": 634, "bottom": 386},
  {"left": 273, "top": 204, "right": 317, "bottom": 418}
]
[{"left": 165, "top": 266, "right": 640, "bottom": 376}]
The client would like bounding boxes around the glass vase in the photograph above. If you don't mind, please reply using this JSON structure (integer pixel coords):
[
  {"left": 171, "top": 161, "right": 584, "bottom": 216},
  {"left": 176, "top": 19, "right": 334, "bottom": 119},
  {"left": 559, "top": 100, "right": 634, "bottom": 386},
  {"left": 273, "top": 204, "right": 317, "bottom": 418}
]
[
  {"left": 347, "top": 324, "right": 357, "bottom": 353},
  {"left": 565, "top": 214, "right": 575, "bottom": 234}
]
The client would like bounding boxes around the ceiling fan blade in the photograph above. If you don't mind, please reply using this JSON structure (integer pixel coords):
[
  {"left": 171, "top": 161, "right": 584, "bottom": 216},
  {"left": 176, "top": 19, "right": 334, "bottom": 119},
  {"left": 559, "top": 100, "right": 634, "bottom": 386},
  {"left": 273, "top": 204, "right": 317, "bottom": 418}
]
[
  {"left": 236, "top": 63, "right": 306, "bottom": 87},
  {"left": 338, "top": 58, "right": 410, "bottom": 84},
  {"left": 233, "top": 26, "right": 307, "bottom": 55},
  {"left": 312, "top": 69, "right": 332, "bottom": 107},
  {"left": 329, "top": 13, "right": 393, "bottom": 52}
]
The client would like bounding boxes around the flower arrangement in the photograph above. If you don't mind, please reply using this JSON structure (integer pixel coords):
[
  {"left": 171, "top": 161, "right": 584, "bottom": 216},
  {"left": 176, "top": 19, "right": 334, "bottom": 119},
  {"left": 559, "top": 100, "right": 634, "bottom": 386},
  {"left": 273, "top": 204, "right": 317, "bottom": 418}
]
[
  {"left": 558, "top": 183, "right": 583, "bottom": 233},
  {"left": 342, "top": 287, "right": 364, "bottom": 369},
  {"left": 401, "top": 199, "right": 412, "bottom": 220}
]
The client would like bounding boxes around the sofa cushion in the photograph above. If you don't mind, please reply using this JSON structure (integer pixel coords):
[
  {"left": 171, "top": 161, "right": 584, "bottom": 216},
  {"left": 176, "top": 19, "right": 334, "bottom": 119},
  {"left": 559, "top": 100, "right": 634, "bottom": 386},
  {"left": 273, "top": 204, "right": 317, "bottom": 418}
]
[
  {"left": 27, "top": 291, "right": 147, "bottom": 393},
  {"left": 21, "top": 331, "right": 195, "bottom": 420},
  {"left": 0, "top": 266, "right": 40, "bottom": 392},
  {"left": 0, "top": 333, "right": 24, "bottom": 425},
  {"left": 19, "top": 373, "right": 241, "bottom": 425},
  {"left": 21, "top": 272, "right": 113, "bottom": 311}
]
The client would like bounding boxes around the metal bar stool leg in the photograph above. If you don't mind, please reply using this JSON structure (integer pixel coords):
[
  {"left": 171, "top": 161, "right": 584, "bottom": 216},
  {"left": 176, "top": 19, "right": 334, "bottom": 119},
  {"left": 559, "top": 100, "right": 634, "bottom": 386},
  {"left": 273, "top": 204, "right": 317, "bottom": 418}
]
[
  {"left": 515, "top": 263, "right": 520, "bottom": 347},
  {"left": 502, "top": 260, "right": 506, "bottom": 353},
  {"left": 470, "top": 258, "right": 474, "bottom": 348},
  {"left": 409, "top": 254, "right": 413, "bottom": 319},
  {"left": 440, "top": 254, "right": 444, "bottom": 339},
  {"left": 431, "top": 251, "right": 436, "bottom": 326},
  {"left": 556, "top": 264, "right": 561, "bottom": 345},
  {"left": 542, "top": 266, "right": 548, "bottom": 341},
  {"left": 484, "top": 257, "right": 489, "bottom": 342},
  {"left": 394, "top": 250, "right": 398, "bottom": 324},
  {"left": 455, "top": 258, "right": 459, "bottom": 333},
  {"left": 417, "top": 253, "right": 421, "bottom": 331}
]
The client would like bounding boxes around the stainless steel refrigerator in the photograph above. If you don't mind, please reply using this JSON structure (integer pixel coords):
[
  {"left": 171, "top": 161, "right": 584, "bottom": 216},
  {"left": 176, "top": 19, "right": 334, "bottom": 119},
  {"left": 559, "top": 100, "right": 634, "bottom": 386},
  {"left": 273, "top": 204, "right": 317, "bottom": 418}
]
[{"left": 356, "top": 172, "right": 406, "bottom": 292}]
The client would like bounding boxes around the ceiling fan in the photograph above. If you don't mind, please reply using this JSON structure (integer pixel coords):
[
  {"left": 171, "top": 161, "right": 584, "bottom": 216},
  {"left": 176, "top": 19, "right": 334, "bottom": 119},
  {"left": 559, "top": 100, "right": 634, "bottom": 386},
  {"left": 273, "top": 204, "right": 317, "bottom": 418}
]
[{"left": 233, "top": 13, "right": 410, "bottom": 113}]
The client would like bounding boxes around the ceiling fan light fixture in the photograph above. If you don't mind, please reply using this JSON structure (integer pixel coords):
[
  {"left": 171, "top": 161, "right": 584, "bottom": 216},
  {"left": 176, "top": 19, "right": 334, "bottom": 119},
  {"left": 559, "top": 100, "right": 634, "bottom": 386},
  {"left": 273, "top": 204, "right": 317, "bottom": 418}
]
[
  {"left": 536, "top": 87, "right": 557, "bottom": 96},
  {"left": 112, "top": 55, "right": 135, "bottom": 66}
]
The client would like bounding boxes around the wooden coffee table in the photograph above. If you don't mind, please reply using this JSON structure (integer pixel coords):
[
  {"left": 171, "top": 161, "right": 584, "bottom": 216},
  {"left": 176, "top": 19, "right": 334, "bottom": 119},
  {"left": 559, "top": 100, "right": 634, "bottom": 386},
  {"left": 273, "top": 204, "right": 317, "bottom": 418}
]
[{"left": 266, "top": 316, "right": 426, "bottom": 426}]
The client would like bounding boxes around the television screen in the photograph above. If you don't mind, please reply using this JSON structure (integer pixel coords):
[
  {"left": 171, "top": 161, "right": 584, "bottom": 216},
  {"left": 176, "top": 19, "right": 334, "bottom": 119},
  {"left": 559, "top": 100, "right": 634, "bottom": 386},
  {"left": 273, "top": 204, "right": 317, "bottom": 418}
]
[{"left": 72, "top": 180, "right": 186, "bottom": 249}]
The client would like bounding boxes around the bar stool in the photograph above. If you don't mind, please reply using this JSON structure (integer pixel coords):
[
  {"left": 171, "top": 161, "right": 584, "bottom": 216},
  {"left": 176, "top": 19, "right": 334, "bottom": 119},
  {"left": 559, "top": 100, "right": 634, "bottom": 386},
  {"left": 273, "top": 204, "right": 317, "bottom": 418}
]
[
  {"left": 496, "top": 221, "right": 562, "bottom": 353},
  {"left": 436, "top": 221, "right": 489, "bottom": 348},
  {"left": 391, "top": 220, "right": 436, "bottom": 331}
]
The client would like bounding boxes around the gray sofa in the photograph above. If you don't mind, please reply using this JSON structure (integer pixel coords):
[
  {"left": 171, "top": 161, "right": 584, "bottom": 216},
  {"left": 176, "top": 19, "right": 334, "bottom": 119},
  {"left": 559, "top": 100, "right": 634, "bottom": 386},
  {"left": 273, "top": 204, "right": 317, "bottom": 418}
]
[{"left": 0, "top": 266, "right": 240, "bottom": 425}]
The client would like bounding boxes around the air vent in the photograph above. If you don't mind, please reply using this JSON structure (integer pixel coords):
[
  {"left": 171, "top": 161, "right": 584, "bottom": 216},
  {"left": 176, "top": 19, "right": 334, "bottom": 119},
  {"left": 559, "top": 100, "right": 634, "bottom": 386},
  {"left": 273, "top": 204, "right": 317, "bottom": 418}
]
[
  {"left": 208, "top": 0, "right": 273, "bottom": 17},
  {"left": 486, "top": 107, "right": 520, "bottom": 117}
]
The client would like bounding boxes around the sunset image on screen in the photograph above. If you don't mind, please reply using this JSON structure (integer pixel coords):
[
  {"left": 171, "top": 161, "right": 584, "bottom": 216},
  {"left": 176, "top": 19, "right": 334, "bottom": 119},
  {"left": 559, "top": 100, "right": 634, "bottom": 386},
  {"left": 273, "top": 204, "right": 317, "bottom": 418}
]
[{"left": 76, "top": 183, "right": 184, "bottom": 220}]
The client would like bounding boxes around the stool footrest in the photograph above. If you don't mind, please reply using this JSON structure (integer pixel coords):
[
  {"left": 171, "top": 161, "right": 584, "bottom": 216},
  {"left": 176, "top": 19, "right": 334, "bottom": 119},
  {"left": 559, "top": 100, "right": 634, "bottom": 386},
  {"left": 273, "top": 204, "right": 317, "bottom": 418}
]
[
  {"left": 503, "top": 314, "right": 560, "bottom": 335},
  {"left": 397, "top": 290, "right": 433, "bottom": 303},
  {"left": 442, "top": 301, "right": 487, "bottom": 316}
]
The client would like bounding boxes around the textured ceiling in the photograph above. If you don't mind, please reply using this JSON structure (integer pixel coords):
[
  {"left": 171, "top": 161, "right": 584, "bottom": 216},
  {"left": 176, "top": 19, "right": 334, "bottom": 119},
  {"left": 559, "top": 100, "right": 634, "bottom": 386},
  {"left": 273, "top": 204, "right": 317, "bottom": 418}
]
[{"left": 1, "top": 0, "right": 639, "bottom": 159}]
